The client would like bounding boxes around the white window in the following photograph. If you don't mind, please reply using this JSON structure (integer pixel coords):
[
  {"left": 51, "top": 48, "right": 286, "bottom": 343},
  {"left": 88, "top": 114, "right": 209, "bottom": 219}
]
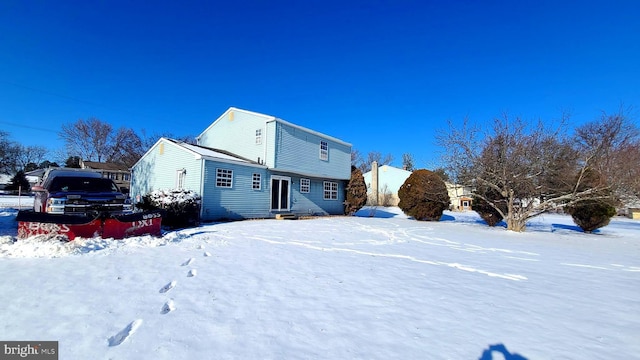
[
  {"left": 300, "top": 178, "right": 310, "bottom": 193},
  {"left": 109, "top": 173, "right": 118, "bottom": 180},
  {"left": 176, "top": 169, "right": 186, "bottom": 189},
  {"left": 252, "top": 173, "right": 261, "bottom": 190},
  {"left": 216, "top": 168, "right": 233, "bottom": 188},
  {"left": 256, "top": 129, "right": 262, "bottom": 145},
  {"left": 122, "top": 173, "right": 130, "bottom": 181},
  {"left": 323, "top": 181, "right": 338, "bottom": 200},
  {"left": 320, "top": 140, "right": 328, "bottom": 161}
]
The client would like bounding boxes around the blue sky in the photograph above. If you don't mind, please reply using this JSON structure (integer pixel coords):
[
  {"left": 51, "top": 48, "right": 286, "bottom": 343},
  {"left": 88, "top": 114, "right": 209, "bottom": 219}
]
[{"left": 1, "top": 0, "right": 639, "bottom": 167}]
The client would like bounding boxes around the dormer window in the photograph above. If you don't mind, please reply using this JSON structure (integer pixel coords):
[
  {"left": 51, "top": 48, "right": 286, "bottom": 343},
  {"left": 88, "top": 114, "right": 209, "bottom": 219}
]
[
  {"left": 256, "top": 129, "right": 262, "bottom": 145},
  {"left": 320, "top": 140, "right": 328, "bottom": 161}
]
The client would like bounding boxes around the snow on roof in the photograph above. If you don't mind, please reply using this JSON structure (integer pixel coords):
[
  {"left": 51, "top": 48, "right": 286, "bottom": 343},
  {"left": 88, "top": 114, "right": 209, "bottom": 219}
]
[{"left": 170, "top": 140, "right": 260, "bottom": 166}]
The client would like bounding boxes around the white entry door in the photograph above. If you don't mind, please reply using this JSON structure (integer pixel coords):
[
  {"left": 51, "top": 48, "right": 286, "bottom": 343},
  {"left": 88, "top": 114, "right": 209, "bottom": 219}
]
[{"left": 270, "top": 176, "right": 291, "bottom": 211}]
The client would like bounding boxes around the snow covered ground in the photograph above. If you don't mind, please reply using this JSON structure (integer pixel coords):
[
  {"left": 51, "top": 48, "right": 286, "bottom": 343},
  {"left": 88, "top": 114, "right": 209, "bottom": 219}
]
[{"left": 1, "top": 197, "right": 639, "bottom": 359}]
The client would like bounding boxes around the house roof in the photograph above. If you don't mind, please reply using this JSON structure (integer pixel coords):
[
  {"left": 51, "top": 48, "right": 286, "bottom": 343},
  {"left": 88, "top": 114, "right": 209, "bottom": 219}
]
[
  {"left": 25, "top": 169, "right": 46, "bottom": 178},
  {"left": 174, "top": 140, "right": 260, "bottom": 165},
  {"left": 132, "top": 138, "right": 266, "bottom": 169},
  {"left": 197, "top": 107, "right": 352, "bottom": 147},
  {"left": 81, "top": 161, "right": 130, "bottom": 172}
]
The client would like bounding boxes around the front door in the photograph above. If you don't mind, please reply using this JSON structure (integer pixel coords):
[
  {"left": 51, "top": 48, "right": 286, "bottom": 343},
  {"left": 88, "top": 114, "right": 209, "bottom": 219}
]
[{"left": 271, "top": 176, "right": 290, "bottom": 211}]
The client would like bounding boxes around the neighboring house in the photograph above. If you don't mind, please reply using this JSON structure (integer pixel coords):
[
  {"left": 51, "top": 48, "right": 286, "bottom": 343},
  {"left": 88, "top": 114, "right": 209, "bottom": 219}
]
[
  {"left": 363, "top": 162, "right": 412, "bottom": 206},
  {"left": 130, "top": 107, "right": 352, "bottom": 221},
  {"left": 24, "top": 169, "right": 44, "bottom": 187},
  {"left": 363, "top": 162, "right": 473, "bottom": 210},
  {"left": 446, "top": 183, "right": 473, "bottom": 211},
  {"left": 80, "top": 160, "right": 131, "bottom": 193},
  {"left": 0, "top": 174, "right": 10, "bottom": 194}
]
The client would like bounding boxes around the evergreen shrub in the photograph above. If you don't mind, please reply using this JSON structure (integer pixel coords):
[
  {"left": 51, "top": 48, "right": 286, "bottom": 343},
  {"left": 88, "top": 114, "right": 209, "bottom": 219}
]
[
  {"left": 137, "top": 189, "right": 201, "bottom": 229},
  {"left": 472, "top": 189, "right": 507, "bottom": 227},
  {"left": 344, "top": 166, "right": 368, "bottom": 215},
  {"left": 566, "top": 199, "right": 616, "bottom": 233},
  {"left": 397, "top": 169, "right": 450, "bottom": 221}
]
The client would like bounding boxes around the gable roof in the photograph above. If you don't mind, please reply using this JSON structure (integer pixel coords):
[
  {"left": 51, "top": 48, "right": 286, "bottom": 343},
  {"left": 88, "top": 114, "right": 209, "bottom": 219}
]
[
  {"left": 133, "top": 138, "right": 267, "bottom": 169},
  {"left": 81, "top": 161, "right": 129, "bottom": 172},
  {"left": 176, "top": 141, "right": 261, "bottom": 164},
  {"left": 197, "top": 107, "right": 352, "bottom": 147}
]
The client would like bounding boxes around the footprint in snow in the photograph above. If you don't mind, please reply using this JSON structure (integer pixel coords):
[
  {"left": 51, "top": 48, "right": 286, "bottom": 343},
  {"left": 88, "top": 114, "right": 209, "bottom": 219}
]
[
  {"left": 161, "top": 299, "right": 176, "bottom": 314},
  {"left": 108, "top": 319, "right": 143, "bottom": 347},
  {"left": 182, "top": 258, "right": 195, "bottom": 266},
  {"left": 159, "top": 280, "right": 176, "bottom": 293},
  {"left": 187, "top": 269, "right": 197, "bottom": 277},
  {"left": 204, "top": 252, "right": 212, "bottom": 257}
]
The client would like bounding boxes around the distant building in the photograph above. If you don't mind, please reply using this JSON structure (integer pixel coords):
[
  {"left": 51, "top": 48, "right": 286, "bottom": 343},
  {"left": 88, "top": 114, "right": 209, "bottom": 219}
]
[
  {"left": 0, "top": 174, "right": 10, "bottom": 193},
  {"left": 80, "top": 161, "right": 131, "bottom": 193},
  {"left": 363, "top": 162, "right": 473, "bottom": 210}
]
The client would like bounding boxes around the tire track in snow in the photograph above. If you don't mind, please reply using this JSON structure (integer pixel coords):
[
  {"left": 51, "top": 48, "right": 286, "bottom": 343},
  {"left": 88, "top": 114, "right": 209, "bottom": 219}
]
[{"left": 252, "top": 236, "right": 528, "bottom": 281}]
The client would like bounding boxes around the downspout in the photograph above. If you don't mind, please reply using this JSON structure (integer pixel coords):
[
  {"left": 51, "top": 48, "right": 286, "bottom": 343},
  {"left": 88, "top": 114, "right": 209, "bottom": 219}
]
[
  {"left": 199, "top": 158, "right": 205, "bottom": 220},
  {"left": 263, "top": 119, "right": 268, "bottom": 167}
]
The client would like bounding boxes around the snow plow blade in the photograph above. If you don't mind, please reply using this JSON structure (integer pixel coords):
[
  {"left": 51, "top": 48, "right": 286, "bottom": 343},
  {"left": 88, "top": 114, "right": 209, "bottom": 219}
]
[{"left": 16, "top": 211, "right": 164, "bottom": 240}]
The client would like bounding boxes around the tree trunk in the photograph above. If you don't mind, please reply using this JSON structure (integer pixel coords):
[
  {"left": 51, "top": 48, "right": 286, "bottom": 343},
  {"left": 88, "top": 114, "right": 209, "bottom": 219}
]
[{"left": 506, "top": 217, "right": 527, "bottom": 232}]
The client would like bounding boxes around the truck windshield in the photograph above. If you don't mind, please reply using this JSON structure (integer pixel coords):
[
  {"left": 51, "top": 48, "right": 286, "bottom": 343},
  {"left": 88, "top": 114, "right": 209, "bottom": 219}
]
[{"left": 49, "top": 177, "right": 120, "bottom": 193}]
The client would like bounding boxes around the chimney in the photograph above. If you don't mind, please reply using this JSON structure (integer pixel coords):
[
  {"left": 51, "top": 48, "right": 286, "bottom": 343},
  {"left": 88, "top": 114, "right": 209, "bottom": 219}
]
[{"left": 371, "top": 161, "right": 379, "bottom": 205}]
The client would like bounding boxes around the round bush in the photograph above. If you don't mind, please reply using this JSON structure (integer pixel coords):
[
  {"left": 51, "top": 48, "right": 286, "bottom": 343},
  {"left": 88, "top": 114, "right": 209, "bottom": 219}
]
[
  {"left": 398, "top": 169, "right": 450, "bottom": 221},
  {"left": 566, "top": 199, "right": 616, "bottom": 233}
]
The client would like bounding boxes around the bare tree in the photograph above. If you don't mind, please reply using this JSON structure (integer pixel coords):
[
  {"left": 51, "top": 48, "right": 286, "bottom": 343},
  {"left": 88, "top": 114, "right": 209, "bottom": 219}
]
[
  {"left": 15, "top": 145, "right": 47, "bottom": 171},
  {"left": 433, "top": 167, "right": 450, "bottom": 182},
  {"left": 574, "top": 109, "right": 640, "bottom": 202},
  {"left": 60, "top": 117, "right": 112, "bottom": 162},
  {"left": 59, "top": 117, "right": 144, "bottom": 167},
  {"left": 140, "top": 129, "right": 196, "bottom": 150},
  {"left": 358, "top": 151, "right": 394, "bottom": 173},
  {"left": 351, "top": 149, "right": 363, "bottom": 168},
  {"left": 0, "top": 131, "right": 20, "bottom": 174},
  {"left": 107, "top": 128, "right": 144, "bottom": 167},
  {"left": 438, "top": 111, "right": 635, "bottom": 232}
]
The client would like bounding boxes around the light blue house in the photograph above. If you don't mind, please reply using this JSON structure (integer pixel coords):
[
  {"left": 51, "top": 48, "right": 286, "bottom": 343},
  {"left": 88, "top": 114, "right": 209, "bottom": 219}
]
[{"left": 130, "top": 107, "right": 352, "bottom": 221}]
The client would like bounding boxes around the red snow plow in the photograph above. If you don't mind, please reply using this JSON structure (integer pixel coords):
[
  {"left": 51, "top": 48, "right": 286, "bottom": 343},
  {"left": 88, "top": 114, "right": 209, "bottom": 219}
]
[
  {"left": 16, "top": 167, "right": 164, "bottom": 240},
  {"left": 16, "top": 210, "right": 163, "bottom": 240}
]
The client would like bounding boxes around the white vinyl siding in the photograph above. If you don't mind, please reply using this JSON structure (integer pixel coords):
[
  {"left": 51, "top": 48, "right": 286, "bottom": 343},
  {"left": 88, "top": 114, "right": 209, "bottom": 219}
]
[
  {"left": 300, "top": 178, "right": 310, "bottom": 193},
  {"left": 216, "top": 168, "right": 233, "bottom": 188},
  {"left": 323, "top": 181, "right": 338, "bottom": 200}
]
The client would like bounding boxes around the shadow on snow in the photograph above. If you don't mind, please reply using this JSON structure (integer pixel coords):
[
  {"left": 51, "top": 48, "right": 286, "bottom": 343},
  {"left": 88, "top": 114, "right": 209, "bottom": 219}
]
[{"left": 478, "top": 343, "right": 528, "bottom": 360}]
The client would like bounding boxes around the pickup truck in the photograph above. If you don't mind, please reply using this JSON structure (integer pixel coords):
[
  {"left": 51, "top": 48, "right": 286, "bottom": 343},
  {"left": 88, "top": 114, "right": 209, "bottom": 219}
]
[{"left": 32, "top": 168, "right": 132, "bottom": 216}]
